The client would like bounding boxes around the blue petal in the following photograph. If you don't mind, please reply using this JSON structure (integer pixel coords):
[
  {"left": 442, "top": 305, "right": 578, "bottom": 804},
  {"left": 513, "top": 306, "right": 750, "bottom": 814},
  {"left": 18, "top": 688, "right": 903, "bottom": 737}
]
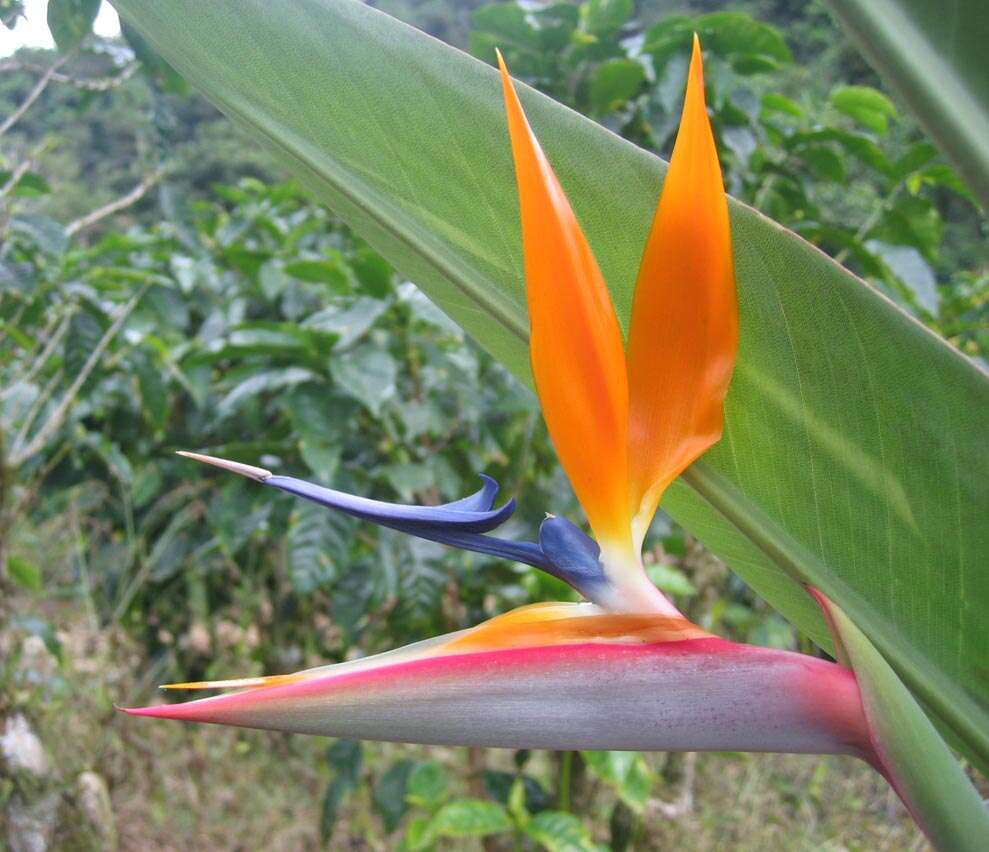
[
  {"left": 264, "top": 475, "right": 515, "bottom": 533},
  {"left": 538, "top": 515, "right": 609, "bottom": 597}
]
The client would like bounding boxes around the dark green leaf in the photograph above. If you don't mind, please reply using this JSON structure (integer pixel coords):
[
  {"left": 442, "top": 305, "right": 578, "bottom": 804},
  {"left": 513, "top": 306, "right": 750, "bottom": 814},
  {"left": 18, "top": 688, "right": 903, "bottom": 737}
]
[
  {"left": 374, "top": 759, "right": 415, "bottom": 832},
  {"left": 47, "top": 0, "right": 99, "bottom": 51}
]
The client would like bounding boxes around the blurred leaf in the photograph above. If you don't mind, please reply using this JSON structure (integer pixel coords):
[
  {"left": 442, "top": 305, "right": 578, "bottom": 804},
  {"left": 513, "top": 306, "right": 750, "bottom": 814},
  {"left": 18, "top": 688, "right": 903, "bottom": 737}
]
[
  {"left": 526, "top": 810, "right": 602, "bottom": 852},
  {"left": 320, "top": 740, "right": 363, "bottom": 842},
  {"left": 801, "top": 145, "right": 846, "bottom": 182},
  {"left": 831, "top": 85, "right": 898, "bottom": 135},
  {"left": 218, "top": 366, "right": 317, "bottom": 416},
  {"left": 406, "top": 761, "right": 449, "bottom": 811},
  {"left": 865, "top": 241, "right": 939, "bottom": 316},
  {"left": 64, "top": 310, "right": 103, "bottom": 380},
  {"left": 285, "top": 258, "right": 350, "bottom": 292},
  {"left": 471, "top": 3, "right": 538, "bottom": 50},
  {"left": 330, "top": 344, "right": 397, "bottom": 416},
  {"left": 327, "top": 739, "right": 363, "bottom": 784},
  {"left": 609, "top": 800, "right": 636, "bottom": 852},
  {"left": 47, "top": 0, "right": 99, "bottom": 51},
  {"left": 0, "top": 170, "right": 50, "bottom": 197},
  {"left": 136, "top": 354, "right": 170, "bottom": 429},
  {"left": 9, "top": 215, "right": 68, "bottom": 256},
  {"left": 484, "top": 770, "right": 552, "bottom": 814},
  {"left": 374, "top": 759, "right": 415, "bottom": 832},
  {"left": 761, "top": 92, "right": 803, "bottom": 118},
  {"left": 823, "top": 0, "right": 989, "bottom": 208},
  {"left": 427, "top": 799, "right": 512, "bottom": 839},
  {"left": 644, "top": 563, "right": 696, "bottom": 597},
  {"left": 589, "top": 59, "right": 645, "bottom": 113},
  {"left": 288, "top": 500, "right": 345, "bottom": 593},
  {"left": 11, "top": 616, "right": 63, "bottom": 662},
  {"left": 303, "top": 297, "right": 388, "bottom": 350},
  {"left": 8, "top": 555, "right": 42, "bottom": 592},
  {"left": 581, "top": 751, "right": 651, "bottom": 813},
  {"left": 581, "top": 0, "right": 632, "bottom": 36}
]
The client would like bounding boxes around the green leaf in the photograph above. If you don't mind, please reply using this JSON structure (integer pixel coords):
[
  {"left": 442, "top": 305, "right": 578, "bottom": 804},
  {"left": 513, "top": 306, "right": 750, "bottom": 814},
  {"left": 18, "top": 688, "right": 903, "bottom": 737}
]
[
  {"left": 822, "top": 599, "right": 989, "bottom": 851},
  {"left": 405, "top": 761, "right": 449, "bottom": 812},
  {"left": 526, "top": 811, "right": 602, "bottom": 852},
  {"left": 113, "top": 0, "right": 989, "bottom": 769},
  {"left": 831, "top": 85, "right": 898, "bottom": 135},
  {"left": 581, "top": 0, "right": 631, "bottom": 36},
  {"left": 471, "top": 3, "right": 538, "bottom": 51},
  {"left": 427, "top": 799, "right": 512, "bottom": 839},
  {"left": 8, "top": 555, "right": 42, "bottom": 592},
  {"left": 822, "top": 0, "right": 989, "bottom": 208},
  {"left": 218, "top": 366, "right": 317, "bottom": 416},
  {"left": 303, "top": 297, "right": 388, "bottom": 350},
  {"left": 136, "top": 353, "right": 170, "bottom": 429},
  {"left": 284, "top": 258, "right": 351, "bottom": 292},
  {"left": 330, "top": 344, "right": 397, "bottom": 416},
  {"left": 581, "top": 751, "right": 651, "bottom": 813},
  {"left": 47, "top": 0, "right": 100, "bottom": 51},
  {"left": 288, "top": 500, "right": 346, "bottom": 593},
  {"left": 644, "top": 563, "right": 696, "bottom": 597},
  {"left": 589, "top": 59, "right": 645, "bottom": 114},
  {"left": 64, "top": 310, "right": 103, "bottom": 380},
  {"left": 9, "top": 215, "right": 68, "bottom": 256}
]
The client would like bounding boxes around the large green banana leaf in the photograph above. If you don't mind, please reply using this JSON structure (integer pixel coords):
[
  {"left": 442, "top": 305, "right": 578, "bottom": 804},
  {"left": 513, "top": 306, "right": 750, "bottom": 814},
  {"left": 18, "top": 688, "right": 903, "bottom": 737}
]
[
  {"left": 823, "top": 0, "right": 989, "bottom": 210},
  {"left": 110, "top": 0, "right": 989, "bottom": 767}
]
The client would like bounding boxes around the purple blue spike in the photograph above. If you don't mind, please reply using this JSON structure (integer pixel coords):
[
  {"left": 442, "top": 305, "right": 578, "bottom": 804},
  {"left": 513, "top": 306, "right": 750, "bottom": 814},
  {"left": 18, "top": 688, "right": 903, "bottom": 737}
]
[
  {"left": 263, "top": 475, "right": 515, "bottom": 533},
  {"left": 177, "top": 452, "right": 608, "bottom": 601}
]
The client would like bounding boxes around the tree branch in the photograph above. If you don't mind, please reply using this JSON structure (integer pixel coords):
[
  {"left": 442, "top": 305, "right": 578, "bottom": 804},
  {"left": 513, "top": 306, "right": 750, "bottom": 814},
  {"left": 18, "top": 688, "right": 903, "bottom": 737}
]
[
  {"left": 0, "top": 313, "right": 72, "bottom": 401},
  {"left": 65, "top": 169, "right": 164, "bottom": 236},
  {"left": 1, "top": 59, "right": 139, "bottom": 92},
  {"left": 0, "top": 158, "right": 34, "bottom": 199},
  {"left": 0, "top": 54, "right": 71, "bottom": 137}
]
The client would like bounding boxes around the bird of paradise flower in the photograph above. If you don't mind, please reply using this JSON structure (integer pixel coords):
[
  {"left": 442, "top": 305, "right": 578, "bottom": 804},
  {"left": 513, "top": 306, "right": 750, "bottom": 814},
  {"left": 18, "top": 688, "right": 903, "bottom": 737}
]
[{"left": 121, "top": 37, "right": 988, "bottom": 849}]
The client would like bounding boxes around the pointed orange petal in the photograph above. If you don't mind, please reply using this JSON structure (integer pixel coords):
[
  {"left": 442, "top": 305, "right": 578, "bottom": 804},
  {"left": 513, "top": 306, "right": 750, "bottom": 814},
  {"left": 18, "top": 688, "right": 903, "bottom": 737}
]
[
  {"left": 625, "top": 34, "right": 737, "bottom": 545},
  {"left": 498, "top": 52, "right": 632, "bottom": 549}
]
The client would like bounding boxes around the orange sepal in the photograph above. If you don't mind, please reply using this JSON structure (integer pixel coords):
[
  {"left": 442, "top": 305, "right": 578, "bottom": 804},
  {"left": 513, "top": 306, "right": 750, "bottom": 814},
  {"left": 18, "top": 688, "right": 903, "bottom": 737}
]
[
  {"left": 498, "top": 52, "right": 632, "bottom": 549},
  {"left": 625, "top": 34, "right": 737, "bottom": 544}
]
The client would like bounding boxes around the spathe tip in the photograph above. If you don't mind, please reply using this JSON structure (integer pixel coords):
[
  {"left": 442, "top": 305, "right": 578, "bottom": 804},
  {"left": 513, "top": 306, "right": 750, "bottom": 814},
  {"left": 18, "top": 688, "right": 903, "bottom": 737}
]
[
  {"left": 176, "top": 450, "right": 271, "bottom": 481},
  {"left": 116, "top": 703, "right": 171, "bottom": 718}
]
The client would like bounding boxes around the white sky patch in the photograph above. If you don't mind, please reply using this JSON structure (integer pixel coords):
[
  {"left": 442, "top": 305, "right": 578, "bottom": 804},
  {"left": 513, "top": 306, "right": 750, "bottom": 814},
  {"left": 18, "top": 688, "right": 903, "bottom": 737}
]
[{"left": 1, "top": 0, "right": 120, "bottom": 57}]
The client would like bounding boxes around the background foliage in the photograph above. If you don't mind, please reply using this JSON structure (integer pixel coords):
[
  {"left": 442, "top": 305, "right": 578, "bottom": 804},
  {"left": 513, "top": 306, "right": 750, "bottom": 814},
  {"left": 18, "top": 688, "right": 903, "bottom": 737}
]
[{"left": 1, "top": 0, "right": 985, "bottom": 849}]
